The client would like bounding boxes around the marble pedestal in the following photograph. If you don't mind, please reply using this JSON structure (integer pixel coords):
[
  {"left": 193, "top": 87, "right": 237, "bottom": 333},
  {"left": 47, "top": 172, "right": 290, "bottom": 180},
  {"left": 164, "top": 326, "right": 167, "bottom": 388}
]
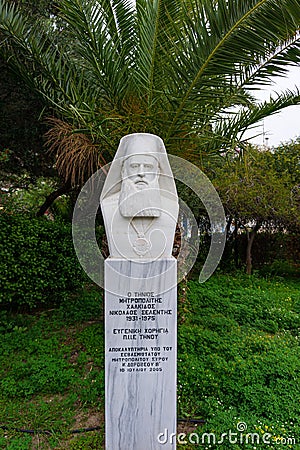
[{"left": 105, "top": 258, "right": 177, "bottom": 450}]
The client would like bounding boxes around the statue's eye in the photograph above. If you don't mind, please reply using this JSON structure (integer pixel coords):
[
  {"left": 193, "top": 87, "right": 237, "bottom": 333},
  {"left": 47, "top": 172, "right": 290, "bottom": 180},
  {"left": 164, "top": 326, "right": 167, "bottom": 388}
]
[
  {"left": 130, "top": 164, "right": 139, "bottom": 169},
  {"left": 144, "top": 164, "right": 153, "bottom": 170}
]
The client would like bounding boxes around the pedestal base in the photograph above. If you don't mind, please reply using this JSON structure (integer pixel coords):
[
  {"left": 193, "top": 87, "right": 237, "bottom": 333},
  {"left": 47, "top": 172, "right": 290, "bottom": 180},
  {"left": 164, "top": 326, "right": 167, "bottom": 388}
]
[{"left": 105, "top": 258, "right": 177, "bottom": 450}]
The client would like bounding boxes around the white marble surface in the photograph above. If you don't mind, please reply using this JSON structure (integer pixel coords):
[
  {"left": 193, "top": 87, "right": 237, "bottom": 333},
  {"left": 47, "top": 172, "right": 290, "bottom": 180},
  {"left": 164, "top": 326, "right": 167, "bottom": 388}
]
[
  {"left": 100, "top": 133, "right": 179, "bottom": 259},
  {"left": 105, "top": 258, "right": 177, "bottom": 449}
]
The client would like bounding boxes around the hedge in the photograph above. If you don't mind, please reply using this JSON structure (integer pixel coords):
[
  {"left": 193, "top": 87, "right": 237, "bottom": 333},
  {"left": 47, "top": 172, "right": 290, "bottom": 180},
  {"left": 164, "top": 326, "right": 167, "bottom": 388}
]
[{"left": 0, "top": 213, "right": 86, "bottom": 308}]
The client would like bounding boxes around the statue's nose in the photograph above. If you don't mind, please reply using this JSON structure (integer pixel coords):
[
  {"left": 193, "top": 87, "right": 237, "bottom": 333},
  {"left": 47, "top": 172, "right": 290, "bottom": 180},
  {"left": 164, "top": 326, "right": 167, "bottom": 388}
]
[{"left": 137, "top": 165, "right": 145, "bottom": 177}]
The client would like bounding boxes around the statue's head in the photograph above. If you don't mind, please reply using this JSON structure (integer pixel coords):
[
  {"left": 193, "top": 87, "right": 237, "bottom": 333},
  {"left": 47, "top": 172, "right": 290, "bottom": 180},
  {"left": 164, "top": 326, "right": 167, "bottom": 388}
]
[
  {"left": 100, "top": 133, "right": 179, "bottom": 258},
  {"left": 100, "top": 133, "right": 177, "bottom": 219},
  {"left": 120, "top": 135, "right": 160, "bottom": 184}
]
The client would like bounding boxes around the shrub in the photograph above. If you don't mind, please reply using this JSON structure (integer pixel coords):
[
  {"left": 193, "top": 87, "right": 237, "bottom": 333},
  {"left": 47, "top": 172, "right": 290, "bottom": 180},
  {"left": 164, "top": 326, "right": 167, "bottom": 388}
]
[{"left": 0, "top": 213, "right": 86, "bottom": 308}]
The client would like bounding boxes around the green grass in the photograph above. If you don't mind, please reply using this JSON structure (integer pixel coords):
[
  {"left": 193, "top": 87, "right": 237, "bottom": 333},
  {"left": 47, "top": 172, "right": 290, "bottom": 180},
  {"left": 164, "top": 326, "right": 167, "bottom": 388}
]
[
  {"left": 0, "top": 286, "right": 105, "bottom": 449},
  {"left": 178, "top": 273, "right": 300, "bottom": 449},
  {"left": 0, "top": 274, "right": 299, "bottom": 449}
]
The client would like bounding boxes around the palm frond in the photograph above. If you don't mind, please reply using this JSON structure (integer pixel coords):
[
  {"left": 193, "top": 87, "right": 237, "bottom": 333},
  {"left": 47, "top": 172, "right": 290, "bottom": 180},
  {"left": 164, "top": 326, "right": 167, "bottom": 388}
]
[
  {"left": 203, "top": 88, "right": 300, "bottom": 153},
  {"left": 1, "top": 0, "right": 299, "bottom": 177},
  {"left": 164, "top": 0, "right": 300, "bottom": 138},
  {"left": 45, "top": 117, "right": 107, "bottom": 186}
]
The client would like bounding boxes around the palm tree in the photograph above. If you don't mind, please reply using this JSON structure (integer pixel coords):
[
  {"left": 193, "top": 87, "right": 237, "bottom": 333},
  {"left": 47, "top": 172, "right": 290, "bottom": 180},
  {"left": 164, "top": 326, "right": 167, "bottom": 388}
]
[{"left": 0, "top": 0, "right": 299, "bottom": 187}]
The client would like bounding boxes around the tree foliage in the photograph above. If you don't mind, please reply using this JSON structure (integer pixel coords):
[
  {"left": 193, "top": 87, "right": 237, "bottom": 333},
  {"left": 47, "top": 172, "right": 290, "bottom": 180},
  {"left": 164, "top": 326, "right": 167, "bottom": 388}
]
[
  {"left": 272, "top": 138, "right": 300, "bottom": 185},
  {"left": 0, "top": 0, "right": 299, "bottom": 186},
  {"left": 212, "top": 143, "right": 300, "bottom": 273},
  {"left": 10, "top": 0, "right": 58, "bottom": 18},
  {"left": 0, "top": 57, "right": 53, "bottom": 177},
  {"left": 215, "top": 148, "right": 297, "bottom": 225}
]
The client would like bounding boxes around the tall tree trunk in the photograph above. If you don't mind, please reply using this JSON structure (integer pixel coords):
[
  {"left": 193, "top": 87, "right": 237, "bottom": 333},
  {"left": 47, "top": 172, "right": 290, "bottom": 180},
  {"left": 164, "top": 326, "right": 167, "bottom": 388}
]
[
  {"left": 226, "top": 215, "right": 232, "bottom": 235},
  {"left": 222, "top": 216, "right": 233, "bottom": 266},
  {"left": 233, "top": 219, "right": 239, "bottom": 268},
  {"left": 246, "top": 221, "right": 261, "bottom": 275}
]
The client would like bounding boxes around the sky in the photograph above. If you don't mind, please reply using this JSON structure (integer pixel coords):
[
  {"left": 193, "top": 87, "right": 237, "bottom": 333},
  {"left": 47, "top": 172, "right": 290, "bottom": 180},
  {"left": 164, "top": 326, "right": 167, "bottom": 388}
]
[{"left": 246, "top": 65, "right": 300, "bottom": 147}]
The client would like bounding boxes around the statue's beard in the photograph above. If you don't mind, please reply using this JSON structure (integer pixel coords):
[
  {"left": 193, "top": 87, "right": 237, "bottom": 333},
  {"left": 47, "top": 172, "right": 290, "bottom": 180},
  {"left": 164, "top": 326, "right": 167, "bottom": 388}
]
[{"left": 119, "top": 178, "right": 161, "bottom": 218}]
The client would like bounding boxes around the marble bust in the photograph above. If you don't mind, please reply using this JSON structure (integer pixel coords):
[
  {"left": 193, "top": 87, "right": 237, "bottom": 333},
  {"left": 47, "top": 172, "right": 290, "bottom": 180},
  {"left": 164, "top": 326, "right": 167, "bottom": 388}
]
[{"left": 100, "top": 133, "right": 179, "bottom": 259}]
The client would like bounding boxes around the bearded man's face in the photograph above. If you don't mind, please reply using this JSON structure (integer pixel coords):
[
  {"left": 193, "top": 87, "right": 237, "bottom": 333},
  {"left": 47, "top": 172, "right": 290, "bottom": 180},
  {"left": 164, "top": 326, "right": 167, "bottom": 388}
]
[
  {"left": 122, "top": 155, "right": 159, "bottom": 188},
  {"left": 119, "top": 154, "right": 161, "bottom": 218}
]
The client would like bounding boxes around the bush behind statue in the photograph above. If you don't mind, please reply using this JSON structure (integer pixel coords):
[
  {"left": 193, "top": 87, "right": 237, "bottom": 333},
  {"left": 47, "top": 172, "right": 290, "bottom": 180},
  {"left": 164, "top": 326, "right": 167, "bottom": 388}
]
[{"left": 0, "top": 213, "right": 86, "bottom": 309}]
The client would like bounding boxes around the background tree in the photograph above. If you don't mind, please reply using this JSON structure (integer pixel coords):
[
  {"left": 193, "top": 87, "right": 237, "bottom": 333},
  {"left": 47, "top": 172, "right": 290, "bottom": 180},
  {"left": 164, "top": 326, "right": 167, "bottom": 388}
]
[
  {"left": 0, "top": 0, "right": 299, "bottom": 201},
  {"left": 0, "top": 1, "right": 59, "bottom": 198},
  {"left": 0, "top": 59, "right": 53, "bottom": 178},
  {"left": 213, "top": 145, "right": 299, "bottom": 274},
  {"left": 272, "top": 138, "right": 300, "bottom": 186}
]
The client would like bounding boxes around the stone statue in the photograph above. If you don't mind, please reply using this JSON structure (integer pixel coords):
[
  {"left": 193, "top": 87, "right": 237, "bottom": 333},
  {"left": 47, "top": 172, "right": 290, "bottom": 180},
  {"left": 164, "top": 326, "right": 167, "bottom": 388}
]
[{"left": 100, "top": 133, "right": 179, "bottom": 258}]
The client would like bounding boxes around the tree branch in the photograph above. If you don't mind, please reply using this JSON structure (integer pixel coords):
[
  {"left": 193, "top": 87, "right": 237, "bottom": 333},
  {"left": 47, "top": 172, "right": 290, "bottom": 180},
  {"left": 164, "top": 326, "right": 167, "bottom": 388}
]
[{"left": 36, "top": 182, "right": 72, "bottom": 217}]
